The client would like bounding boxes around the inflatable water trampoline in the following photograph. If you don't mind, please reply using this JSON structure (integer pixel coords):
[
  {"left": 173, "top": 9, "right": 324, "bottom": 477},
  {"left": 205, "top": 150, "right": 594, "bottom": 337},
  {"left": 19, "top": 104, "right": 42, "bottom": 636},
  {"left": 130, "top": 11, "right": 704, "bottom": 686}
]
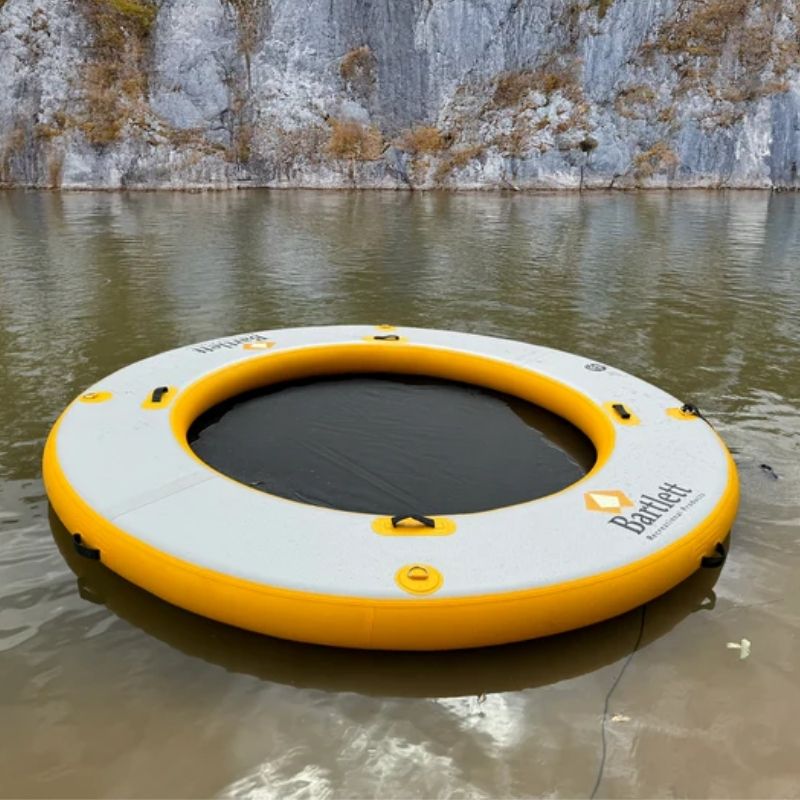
[{"left": 44, "top": 325, "right": 739, "bottom": 650}]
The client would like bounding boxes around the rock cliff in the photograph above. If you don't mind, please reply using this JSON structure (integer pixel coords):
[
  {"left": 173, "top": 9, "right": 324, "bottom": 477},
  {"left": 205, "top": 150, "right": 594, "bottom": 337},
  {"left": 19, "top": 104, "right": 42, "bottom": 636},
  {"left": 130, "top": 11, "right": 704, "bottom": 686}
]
[{"left": 2, "top": 0, "right": 800, "bottom": 189}]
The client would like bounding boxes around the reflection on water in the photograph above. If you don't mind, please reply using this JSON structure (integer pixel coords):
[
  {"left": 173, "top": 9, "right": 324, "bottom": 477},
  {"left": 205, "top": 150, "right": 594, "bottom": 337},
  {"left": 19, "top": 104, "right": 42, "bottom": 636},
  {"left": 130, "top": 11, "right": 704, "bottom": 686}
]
[
  {"left": 49, "top": 512, "right": 721, "bottom": 699},
  {"left": 1, "top": 190, "right": 799, "bottom": 798}
]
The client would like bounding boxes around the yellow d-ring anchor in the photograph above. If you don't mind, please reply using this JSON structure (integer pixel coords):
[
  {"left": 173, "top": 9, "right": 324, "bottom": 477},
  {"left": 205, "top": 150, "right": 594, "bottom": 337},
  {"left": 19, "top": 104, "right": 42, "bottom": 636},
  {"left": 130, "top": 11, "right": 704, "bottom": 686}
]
[
  {"left": 396, "top": 564, "right": 443, "bottom": 595},
  {"left": 79, "top": 391, "right": 112, "bottom": 404}
]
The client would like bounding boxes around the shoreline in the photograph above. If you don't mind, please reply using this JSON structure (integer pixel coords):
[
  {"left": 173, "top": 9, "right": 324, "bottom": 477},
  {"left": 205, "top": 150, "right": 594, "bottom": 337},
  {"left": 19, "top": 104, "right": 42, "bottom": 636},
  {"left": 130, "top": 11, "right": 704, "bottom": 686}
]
[{"left": 0, "top": 184, "right": 795, "bottom": 194}]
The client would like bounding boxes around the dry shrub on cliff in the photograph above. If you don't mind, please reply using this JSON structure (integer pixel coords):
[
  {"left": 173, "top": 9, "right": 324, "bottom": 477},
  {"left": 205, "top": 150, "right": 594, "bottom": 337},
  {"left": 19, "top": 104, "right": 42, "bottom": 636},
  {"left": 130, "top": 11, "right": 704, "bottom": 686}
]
[
  {"left": 225, "top": 0, "right": 263, "bottom": 56},
  {"left": 492, "top": 66, "right": 579, "bottom": 108},
  {"left": 649, "top": 0, "right": 791, "bottom": 107},
  {"left": 398, "top": 126, "right": 446, "bottom": 154},
  {"left": 493, "top": 124, "right": 531, "bottom": 158},
  {"left": 1, "top": 124, "right": 26, "bottom": 184},
  {"left": 77, "top": 0, "right": 157, "bottom": 146},
  {"left": 774, "top": 38, "right": 799, "bottom": 76},
  {"left": 326, "top": 118, "right": 383, "bottom": 160},
  {"left": 633, "top": 141, "right": 679, "bottom": 179},
  {"left": 272, "top": 125, "right": 328, "bottom": 168},
  {"left": 654, "top": 0, "right": 749, "bottom": 58},
  {"left": 103, "top": 0, "right": 156, "bottom": 34},
  {"left": 615, "top": 84, "right": 657, "bottom": 119},
  {"left": 433, "top": 144, "right": 485, "bottom": 182},
  {"left": 340, "top": 46, "right": 377, "bottom": 95},
  {"left": 229, "top": 123, "right": 254, "bottom": 164},
  {"left": 492, "top": 72, "right": 537, "bottom": 107},
  {"left": 34, "top": 112, "right": 68, "bottom": 141},
  {"left": 589, "top": 0, "right": 615, "bottom": 19}
]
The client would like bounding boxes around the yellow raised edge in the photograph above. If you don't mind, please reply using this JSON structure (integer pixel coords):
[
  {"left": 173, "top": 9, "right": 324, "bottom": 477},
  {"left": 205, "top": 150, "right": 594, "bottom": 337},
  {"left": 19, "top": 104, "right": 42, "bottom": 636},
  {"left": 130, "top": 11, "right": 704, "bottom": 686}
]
[
  {"left": 79, "top": 391, "right": 113, "bottom": 404},
  {"left": 43, "top": 342, "right": 740, "bottom": 650},
  {"left": 372, "top": 516, "right": 456, "bottom": 536},
  {"left": 376, "top": 324, "right": 396, "bottom": 331},
  {"left": 396, "top": 564, "right": 444, "bottom": 595},
  {"left": 167, "top": 343, "right": 617, "bottom": 495},
  {"left": 141, "top": 386, "right": 178, "bottom": 410},
  {"left": 603, "top": 401, "right": 641, "bottom": 426}
]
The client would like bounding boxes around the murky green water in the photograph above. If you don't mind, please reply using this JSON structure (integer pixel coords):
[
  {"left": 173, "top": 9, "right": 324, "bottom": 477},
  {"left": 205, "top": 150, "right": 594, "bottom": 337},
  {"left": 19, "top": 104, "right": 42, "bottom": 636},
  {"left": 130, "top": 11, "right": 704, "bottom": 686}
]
[{"left": 1, "top": 189, "right": 799, "bottom": 798}]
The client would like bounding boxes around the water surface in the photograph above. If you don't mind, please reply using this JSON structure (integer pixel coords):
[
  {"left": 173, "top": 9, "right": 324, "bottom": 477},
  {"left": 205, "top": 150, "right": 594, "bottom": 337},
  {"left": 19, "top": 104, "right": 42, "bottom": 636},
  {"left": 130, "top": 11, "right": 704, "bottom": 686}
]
[{"left": 1, "top": 190, "right": 798, "bottom": 798}]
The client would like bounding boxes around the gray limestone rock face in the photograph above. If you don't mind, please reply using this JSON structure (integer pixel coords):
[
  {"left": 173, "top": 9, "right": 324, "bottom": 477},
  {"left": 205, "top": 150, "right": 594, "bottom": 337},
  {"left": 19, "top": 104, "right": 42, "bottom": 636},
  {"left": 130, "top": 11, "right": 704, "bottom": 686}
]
[
  {"left": 2, "top": 0, "right": 800, "bottom": 189},
  {"left": 150, "top": 0, "right": 240, "bottom": 136}
]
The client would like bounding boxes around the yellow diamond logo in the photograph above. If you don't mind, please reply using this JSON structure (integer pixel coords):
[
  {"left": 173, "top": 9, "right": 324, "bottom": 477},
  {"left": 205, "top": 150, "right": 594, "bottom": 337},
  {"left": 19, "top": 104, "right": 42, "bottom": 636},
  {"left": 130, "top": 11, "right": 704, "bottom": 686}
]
[{"left": 584, "top": 490, "right": 634, "bottom": 513}]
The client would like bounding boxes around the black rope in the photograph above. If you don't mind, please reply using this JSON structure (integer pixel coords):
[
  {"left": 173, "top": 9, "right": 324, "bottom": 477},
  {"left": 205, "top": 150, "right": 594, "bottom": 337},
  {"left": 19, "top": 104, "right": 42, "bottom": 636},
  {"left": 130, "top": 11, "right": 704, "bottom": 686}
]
[
  {"left": 760, "top": 463, "right": 779, "bottom": 480},
  {"left": 589, "top": 604, "right": 647, "bottom": 799},
  {"left": 680, "top": 403, "right": 712, "bottom": 426}
]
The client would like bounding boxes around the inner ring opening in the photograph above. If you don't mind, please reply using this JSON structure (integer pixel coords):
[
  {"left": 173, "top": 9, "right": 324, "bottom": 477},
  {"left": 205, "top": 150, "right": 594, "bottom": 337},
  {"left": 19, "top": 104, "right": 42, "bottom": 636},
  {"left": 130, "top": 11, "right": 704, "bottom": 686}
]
[
  {"left": 189, "top": 374, "right": 597, "bottom": 514},
  {"left": 172, "top": 344, "right": 610, "bottom": 515}
]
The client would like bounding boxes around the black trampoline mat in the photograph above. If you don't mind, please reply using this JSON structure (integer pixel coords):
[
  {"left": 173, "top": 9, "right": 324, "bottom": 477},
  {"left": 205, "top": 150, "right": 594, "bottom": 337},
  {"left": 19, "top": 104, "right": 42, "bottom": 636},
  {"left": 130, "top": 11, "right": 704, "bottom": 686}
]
[{"left": 188, "top": 374, "right": 597, "bottom": 515}]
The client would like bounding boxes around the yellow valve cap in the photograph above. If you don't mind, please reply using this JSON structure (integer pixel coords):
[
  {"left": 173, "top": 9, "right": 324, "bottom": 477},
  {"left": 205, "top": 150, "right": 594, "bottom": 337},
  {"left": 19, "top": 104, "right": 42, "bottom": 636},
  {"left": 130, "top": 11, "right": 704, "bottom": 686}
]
[
  {"left": 395, "top": 564, "right": 443, "bottom": 595},
  {"left": 79, "top": 391, "right": 113, "bottom": 404},
  {"left": 242, "top": 341, "right": 275, "bottom": 351}
]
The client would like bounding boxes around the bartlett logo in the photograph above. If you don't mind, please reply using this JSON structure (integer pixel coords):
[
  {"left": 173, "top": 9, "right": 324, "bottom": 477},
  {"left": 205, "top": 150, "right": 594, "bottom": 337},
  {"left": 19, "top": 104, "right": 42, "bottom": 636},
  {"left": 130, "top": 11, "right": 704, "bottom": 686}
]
[{"left": 584, "top": 490, "right": 634, "bottom": 513}]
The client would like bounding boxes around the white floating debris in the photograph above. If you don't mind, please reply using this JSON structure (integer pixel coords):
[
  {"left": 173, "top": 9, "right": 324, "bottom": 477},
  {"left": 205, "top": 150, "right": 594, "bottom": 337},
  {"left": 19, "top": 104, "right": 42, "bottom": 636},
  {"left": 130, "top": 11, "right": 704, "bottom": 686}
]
[
  {"left": 611, "top": 714, "right": 631, "bottom": 723},
  {"left": 726, "top": 638, "right": 751, "bottom": 659}
]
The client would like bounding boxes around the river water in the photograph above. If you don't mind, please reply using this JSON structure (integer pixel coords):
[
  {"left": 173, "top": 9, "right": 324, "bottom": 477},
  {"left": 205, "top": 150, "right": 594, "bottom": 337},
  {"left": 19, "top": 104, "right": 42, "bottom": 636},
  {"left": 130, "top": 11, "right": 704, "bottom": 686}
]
[{"left": 1, "top": 189, "right": 798, "bottom": 799}]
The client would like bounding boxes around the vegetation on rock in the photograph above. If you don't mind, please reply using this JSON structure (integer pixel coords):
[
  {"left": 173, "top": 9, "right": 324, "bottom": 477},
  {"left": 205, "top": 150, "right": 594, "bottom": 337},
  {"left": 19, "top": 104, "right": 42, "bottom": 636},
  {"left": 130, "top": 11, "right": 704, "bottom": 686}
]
[
  {"left": 326, "top": 118, "right": 383, "bottom": 160},
  {"left": 340, "top": 46, "right": 377, "bottom": 98},
  {"left": 633, "top": 141, "right": 679, "bottom": 180},
  {"left": 77, "top": 0, "right": 157, "bottom": 146},
  {"left": 397, "top": 126, "right": 446, "bottom": 155}
]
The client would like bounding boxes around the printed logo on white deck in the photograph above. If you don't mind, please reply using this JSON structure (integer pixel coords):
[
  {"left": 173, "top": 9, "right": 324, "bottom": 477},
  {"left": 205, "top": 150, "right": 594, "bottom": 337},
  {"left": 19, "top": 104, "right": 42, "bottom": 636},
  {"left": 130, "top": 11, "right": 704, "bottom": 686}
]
[{"left": 584, "top": 490, "right": 634, "bottom": 514}]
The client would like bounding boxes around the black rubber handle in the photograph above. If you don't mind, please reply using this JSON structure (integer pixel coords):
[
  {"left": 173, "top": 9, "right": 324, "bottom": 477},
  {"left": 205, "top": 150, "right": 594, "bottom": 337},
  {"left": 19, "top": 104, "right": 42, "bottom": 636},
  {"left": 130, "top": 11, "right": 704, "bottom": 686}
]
[
  {"left": 151, "top": 386, "right": 170, "bottom": 403},
  {"left": 73, "top": 533, "right": 100, "bottom": 561},
  {"left": 701, "top": 542, "right": 727, "bottom": 569},
  {"left": 374, "top": 334, "right": 400, "bottom": 341},
  {"left": 391, "top": 515, "right": 436, "bottom": 528},
  {"left": 612, "top": 403, "right": 631, "bottom": 420}
]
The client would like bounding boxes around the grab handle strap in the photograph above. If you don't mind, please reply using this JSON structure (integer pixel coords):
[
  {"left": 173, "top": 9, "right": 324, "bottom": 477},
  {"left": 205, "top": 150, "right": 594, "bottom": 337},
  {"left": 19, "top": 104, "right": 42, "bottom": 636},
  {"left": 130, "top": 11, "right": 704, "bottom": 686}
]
[
  {"left": 73, "top": 534, "right": 101, "bottom": 561},
  {"left": 150, "top": 386, "right": 170, "bottom": 404},
  {"left": 391, "top": 515, "right": 436, "bottom": 529},
  {"left": 701, "top": 542, "right": 727, "bottom": 569},
  {"left": 612, "top": 403, "right": 632, "bottom": 420},
  {"left": 374, "top": 334, "right": 400, "bottom": 341}
]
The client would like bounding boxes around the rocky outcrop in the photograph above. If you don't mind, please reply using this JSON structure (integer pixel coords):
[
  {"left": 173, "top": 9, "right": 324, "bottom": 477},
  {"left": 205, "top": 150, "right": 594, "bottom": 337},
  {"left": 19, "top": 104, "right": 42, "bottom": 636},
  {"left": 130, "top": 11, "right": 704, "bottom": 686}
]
[{"left": 2, "top": 0, "right": 800, "bottom": 190}]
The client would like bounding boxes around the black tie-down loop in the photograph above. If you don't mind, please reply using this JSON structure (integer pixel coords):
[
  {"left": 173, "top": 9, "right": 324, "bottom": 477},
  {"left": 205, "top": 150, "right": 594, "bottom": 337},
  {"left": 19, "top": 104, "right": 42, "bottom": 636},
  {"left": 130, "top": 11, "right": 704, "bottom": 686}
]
[
  {"left": 73, "top": 533, "right": 101, "bottom": 561},
  {"left": 151, "top": 386, "right": 170, "bottom": 403},
  {"left": 701, "top": 542, "right": 727, "bottom": 569},
  {"left": 373, "top": 334, "right": 400, "bottom": 341},
  {"left": 391, "top": 515, "right": 436, "bottom": 529}
]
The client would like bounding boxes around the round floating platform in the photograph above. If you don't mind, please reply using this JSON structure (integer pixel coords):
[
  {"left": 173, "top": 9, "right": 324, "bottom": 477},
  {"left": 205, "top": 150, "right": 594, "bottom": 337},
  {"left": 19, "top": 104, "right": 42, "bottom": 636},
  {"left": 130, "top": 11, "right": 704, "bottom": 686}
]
[{"left": 44, "top": 326, "right": 739, "bottom": 650}]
